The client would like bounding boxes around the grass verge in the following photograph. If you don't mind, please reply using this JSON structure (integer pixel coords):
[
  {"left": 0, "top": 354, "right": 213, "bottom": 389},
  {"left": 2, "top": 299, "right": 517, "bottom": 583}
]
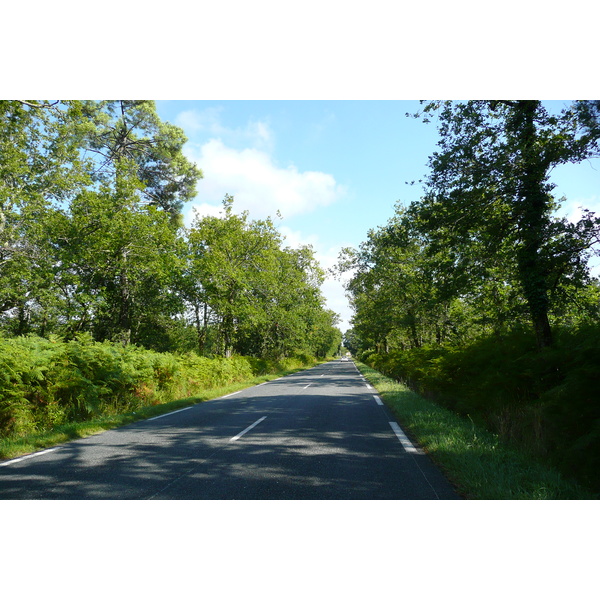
[
  {"left": 0, "top": 363, "right": 319, "bottom": 462},
  {"left": 356, "top": 361, "right": 594, "bottom": 500}
]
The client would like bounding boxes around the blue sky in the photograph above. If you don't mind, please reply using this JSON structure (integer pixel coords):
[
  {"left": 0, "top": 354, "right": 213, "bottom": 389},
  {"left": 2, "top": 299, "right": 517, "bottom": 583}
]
[{"left": 155, "top": 100, "right": 600, "bottom": 333}]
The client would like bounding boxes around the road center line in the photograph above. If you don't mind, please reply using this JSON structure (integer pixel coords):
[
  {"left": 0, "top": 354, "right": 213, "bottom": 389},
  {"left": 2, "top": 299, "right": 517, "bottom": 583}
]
[
  {"left": 230, "top": 416, "right": 267, "bottom": 442},
  {"left": 303, "top": 383, "right": 312, "bottom": 389},
  {"left": 1, "top": 447, "right": 60, "bottom": 467},
  {"left": 389, "top": 422, "right": 422, "bottom": 454}
]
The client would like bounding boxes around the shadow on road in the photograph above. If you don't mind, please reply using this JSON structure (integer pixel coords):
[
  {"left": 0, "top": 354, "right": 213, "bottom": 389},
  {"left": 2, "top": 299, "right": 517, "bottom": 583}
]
[{"left": 0, "top": 362, "right": 460, "bottom": 500}]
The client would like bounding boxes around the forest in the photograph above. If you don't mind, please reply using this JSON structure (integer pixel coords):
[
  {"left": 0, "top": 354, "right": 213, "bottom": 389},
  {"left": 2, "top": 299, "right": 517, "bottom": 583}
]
[
  {"left": 0, "top": 100, "right": 341, "bottom": 439},
  {"left": 339, "top": 101, "right": 600, "bottom": 494}
]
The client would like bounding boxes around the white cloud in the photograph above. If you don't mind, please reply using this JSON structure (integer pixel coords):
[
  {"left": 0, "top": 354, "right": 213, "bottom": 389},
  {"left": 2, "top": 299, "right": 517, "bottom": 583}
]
[
  {"left": 188, "top": 202, "right": 227, "bottom": 223},
  {"left": 556, "top": 196, "right": 600, "bottom": 224},
  {"left": 176, "top": 107, "right": 274, "bottom": 150},
  {"left": 184, "top": 139, "right": 345, "bottom": 223},
  {"left": 556, "top": 196, "right": 600, "bottom": 277},
  {"left": 278, "top": 225, "right": 320, "bottom": 250}
]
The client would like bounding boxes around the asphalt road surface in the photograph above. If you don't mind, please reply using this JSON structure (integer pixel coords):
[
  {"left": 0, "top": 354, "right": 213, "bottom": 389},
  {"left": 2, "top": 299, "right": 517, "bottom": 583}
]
[{"left": 0, "top": 360, "right": 460, "bottom": 500}]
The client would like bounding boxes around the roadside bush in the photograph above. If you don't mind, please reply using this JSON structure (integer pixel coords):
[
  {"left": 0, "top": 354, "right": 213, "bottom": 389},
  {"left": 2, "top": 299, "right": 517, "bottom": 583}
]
[
  {"left": 0, "top": 334, "right": 321, "bottom": 440},
  {"left": 362, "top": 324, "right": 600, "bottom": 494}
]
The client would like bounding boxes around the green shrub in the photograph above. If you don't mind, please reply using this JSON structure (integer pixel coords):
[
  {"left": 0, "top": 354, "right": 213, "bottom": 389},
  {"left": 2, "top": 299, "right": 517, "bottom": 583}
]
[
  {"left": 0, "top": 333, "right": 320, "bottom": 443},
  {"left": 0, "top": 335, "right": 57, "bottom": 435},
  {"left": 362, "top": 325, "right": 600, "bottom": 494}
]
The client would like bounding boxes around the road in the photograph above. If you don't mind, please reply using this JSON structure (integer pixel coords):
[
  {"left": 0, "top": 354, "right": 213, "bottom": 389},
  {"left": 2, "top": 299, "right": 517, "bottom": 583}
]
[{"left": 0, "top": 360, "right": 460, "bottom": 499}]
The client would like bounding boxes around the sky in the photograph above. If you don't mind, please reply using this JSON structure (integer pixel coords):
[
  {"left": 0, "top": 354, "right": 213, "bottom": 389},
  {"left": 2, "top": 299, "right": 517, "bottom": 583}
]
[{"left": 154, "top": 100, "right": 600, "bottom": 334}]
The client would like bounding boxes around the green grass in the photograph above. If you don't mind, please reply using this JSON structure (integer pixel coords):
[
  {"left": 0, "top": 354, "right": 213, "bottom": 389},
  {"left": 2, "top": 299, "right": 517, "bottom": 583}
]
[
  {"left": 355, "top": 361, "right": 594, "bottom": 500},
  {"left": 0, "top": 362, "right": 320, "bottom": 462}
]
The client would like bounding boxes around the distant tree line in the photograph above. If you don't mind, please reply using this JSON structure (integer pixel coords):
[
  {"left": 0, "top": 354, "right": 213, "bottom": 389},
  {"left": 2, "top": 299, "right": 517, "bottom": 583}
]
[{"left": 0, "top": 100, "right": 341, "bottom": 359}]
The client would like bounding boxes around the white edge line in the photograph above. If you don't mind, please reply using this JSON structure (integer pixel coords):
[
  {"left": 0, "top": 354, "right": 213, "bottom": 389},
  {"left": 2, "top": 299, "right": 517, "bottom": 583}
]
[
  {"left": 373, "top": 395, "right": 384, "bottom": 405},
  {"left": 222, "top": 390, "right": 242, "bottom": 398},
  {"left": 230, "top": 416, "right": 267, "bottom": 442},
  {"left": 389, "top": 422, "right": 423, "bottom": 454},
  {"left": 365, "top": 383, "right": 373, "bottom": 389},
  {"left": 147, "top": 406, "right": 193, "bottom": 422},
  {"left": 1, "top": 447, "right": 60, "bottom": 467}
]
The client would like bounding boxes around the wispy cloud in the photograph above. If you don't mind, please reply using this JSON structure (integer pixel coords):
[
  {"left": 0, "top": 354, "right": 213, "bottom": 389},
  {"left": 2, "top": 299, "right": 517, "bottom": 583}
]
[
  {"left": 176, "top": 107, "right": 274, "bottom": 150},
  {"left": 556, "top": 195, "right": 600, "bottom": 224}
]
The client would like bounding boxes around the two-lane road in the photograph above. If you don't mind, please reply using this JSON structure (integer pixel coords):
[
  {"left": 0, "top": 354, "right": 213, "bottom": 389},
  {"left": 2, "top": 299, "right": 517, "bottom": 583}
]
[{"left": 0, "top": 360, "right": 460, "bottom": 499}]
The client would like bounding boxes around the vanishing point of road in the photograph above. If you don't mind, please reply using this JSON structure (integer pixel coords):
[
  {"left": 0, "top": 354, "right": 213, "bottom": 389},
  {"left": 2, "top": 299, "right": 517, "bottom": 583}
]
[{"left": 0, "top": 360, "right": 460, "bottom": 500}]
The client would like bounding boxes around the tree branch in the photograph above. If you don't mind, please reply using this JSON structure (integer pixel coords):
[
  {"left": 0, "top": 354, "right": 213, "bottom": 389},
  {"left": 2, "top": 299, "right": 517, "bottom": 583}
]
[{"left": 17, "top": 100, "right": 60, "bottom": 109}]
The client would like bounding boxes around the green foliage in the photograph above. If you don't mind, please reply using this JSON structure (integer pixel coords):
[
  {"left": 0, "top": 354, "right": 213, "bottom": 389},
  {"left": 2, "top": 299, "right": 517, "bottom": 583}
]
[
  {"left": 0, "top": 102, "right": 333, "bottom": 362},
  {"left": 356, "top": 362, "right": 590, "bottom": 499},
  {"left": 410, "top": 100, "right": 600, "bottom": 348},
  {"left": 0, "top": 333, "right": 321, "bottom": 441},
  {"left": 362, "top": 325, "right": 600, "bottom": 495},
  {"left": 0, "top": 100, "right": 202, "bottom": 345},
  {"left": 184, "top": 195, "right": 340, "bottom": 359}
]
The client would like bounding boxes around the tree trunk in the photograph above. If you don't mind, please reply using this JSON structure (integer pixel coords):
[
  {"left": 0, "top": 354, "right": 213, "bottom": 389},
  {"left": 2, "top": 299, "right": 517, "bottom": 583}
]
[
  {"left": 408, "top": 312, "right": 420, "bottom": 349},
  {"left": 118, "top": 249, "right": 132, "bottom": 346},
  {"left": 16, "top": 302, "right": 29, "bottom": 335},
  {"left": 533, "top": 310, "right": 553, "bottom": 349},
  {"left": 510, "top": 101, "right": 554, "bottom": 349},
  {"left": 194, "top": 302, "right": 209, "bottom": 355}
]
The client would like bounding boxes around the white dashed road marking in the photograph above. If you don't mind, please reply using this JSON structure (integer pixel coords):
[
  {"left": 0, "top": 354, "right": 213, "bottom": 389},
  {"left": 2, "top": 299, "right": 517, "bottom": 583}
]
[
  {"left": 389, "top": 422, "right": 423, "bottom": 454},
  {"left": 230, "top": 417, "right": 267, "bottom": 442}
]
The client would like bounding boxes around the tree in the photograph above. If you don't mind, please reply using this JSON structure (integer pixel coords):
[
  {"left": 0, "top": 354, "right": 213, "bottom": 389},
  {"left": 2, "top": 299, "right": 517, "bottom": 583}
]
[
  {"left": 0, "top": 100, "right": 202, "bottom": 345},
  {"left": 82, "top": 100, "right": 201, "bottom": 218},
  {"left": 185, "top": 196, "right": 339, "bottom": 359},
  {"left": 186, "top": 196, "right": 286, "bottom": 356},
  {"left": 411, "top": 100, "right": 600, "bottom": 348},
  {"left": 338, "top": 207, "right": 468, "bottom": 354},
  {"left": 0, "top": 101, "right": 93, "bottom": 333},
  {"left": 64, "top": 101, "right": 201, "bottom": 344},
  {"left": 51, "top": 191, "right": 185, "bottom": 345}
]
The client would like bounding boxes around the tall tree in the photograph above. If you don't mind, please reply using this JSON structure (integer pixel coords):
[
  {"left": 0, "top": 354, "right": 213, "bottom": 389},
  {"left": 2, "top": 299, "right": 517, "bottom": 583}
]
[
  {"left": 412, "top": 100, "right": 600, "bottom": 348},
  {"left": 186, "top": 196, "right": 285, "bottom": 356},
  {"left": 82, "top": 100, "right": 201, "bottom": 218},
  {"left": 64, "top": 100, "right": 201, "bottom": 344},
  {"left": 0, "top": 101, "right": 93, "bottom": 333},
  {"left": 0, "top": 100, "right": 202, "bottom": 344},
  {"left": 185, "top": 196, "right": 339, "bottom": 359}
]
